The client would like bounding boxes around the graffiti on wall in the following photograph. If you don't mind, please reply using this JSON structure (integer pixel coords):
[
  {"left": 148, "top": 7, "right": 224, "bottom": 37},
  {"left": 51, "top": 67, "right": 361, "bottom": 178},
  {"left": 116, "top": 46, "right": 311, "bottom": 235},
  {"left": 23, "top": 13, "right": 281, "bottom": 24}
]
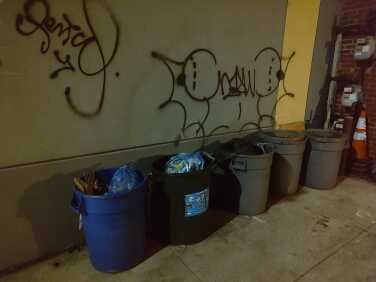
[
  {"left": 14, "top": 0, "right": 295, "bottom": 147},
  {"left": 15, "top": 0, "right": 119, "bottom": 118},
  {"left": 151, "top": 48, "right": 296, "bottom": 144}
]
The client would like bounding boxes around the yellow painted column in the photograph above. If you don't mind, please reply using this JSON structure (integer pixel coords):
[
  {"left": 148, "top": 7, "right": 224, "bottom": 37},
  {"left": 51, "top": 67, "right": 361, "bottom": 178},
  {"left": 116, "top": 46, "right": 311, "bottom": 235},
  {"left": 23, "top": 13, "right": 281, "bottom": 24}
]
[{"left": 276, "top": 0, "right": 321, "bottom": 129}]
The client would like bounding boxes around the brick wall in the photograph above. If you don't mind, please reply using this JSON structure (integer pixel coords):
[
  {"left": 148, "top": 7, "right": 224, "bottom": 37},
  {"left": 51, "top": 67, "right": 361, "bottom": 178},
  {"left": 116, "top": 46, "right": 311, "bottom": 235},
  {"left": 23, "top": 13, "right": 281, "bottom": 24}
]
[{"left": 337, "top": 0, "right": 376, "bottom": 177}]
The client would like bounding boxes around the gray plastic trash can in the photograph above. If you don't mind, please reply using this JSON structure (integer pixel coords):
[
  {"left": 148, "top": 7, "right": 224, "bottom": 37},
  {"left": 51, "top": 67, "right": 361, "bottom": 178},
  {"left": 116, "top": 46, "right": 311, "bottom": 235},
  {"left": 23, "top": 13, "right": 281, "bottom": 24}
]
[
  {"left": 258, "top": 130, "right": 307, "bottom": 195},
  {"left": 230, "top": 144, "right": 274, "bottom": 216},
  {"left": 304, "top": 130, "right": 346, "bottom": 189}
]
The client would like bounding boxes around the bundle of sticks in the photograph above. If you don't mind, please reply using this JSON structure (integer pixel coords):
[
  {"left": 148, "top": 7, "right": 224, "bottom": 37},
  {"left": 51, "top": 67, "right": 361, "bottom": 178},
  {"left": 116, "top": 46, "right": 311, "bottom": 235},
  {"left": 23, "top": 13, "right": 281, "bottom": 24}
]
[{"left": 73, "top": 171, "right": 105, "bottom": 195}]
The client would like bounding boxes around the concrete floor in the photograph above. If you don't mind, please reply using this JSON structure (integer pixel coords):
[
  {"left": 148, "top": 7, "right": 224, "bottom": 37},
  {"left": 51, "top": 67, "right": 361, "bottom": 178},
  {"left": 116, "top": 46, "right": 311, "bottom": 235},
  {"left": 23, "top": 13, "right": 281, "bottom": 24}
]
[{"left": 2, "top": 177, "right": 376, "bottom": 282}]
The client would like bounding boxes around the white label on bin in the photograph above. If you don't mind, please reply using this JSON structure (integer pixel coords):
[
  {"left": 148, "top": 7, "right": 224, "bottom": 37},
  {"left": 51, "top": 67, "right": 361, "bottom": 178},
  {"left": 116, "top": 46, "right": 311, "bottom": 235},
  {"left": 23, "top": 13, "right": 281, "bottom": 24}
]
[{"left": 185, "top": 188, "right": 209, "bottom": 217}]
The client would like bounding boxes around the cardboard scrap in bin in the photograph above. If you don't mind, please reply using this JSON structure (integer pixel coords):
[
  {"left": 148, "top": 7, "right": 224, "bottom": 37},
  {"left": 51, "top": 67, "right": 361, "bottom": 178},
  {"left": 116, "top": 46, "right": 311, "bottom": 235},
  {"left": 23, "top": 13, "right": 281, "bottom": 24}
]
[{"left": 73, "top": 171, "right": 105, "bottom": 195}]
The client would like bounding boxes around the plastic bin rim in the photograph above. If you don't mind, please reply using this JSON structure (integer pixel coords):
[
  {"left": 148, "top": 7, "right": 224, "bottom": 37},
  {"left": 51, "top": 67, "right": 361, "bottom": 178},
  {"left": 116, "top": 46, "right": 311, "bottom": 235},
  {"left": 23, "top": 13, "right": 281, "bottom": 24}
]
[
  {"left": 258, "top": 130, "right": 307, "bottom": 144},
  {"left": 155, "top": 166, "right": 211, "bottom": 177},
  {"left": 153, "top": 154, "right": 213, "bottom": 177},
  {"left": 73, "top": 175, "right": 148, "bottom": 200},
  {"left": 309, "top": 136, "right": 346, "bottom": 143},
  {"left": 306, "top": 130, "right": 346, "bottom": 143},
  {"left": 233, "top": 151, "right": 274, "bottom": 159}
]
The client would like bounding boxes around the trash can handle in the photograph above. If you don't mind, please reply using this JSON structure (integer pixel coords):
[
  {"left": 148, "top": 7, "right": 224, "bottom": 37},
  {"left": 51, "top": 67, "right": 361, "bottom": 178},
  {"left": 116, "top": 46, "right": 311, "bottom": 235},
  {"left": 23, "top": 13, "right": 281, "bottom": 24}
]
[
  {"left": 256, "top": 142, "right": 272, "bottom": 153},
  {"left": 70, "top": 192, "right": 86, "bottom": 215},
  {"left": 230, "top": 158, "right": 248, "bottom": 172}
]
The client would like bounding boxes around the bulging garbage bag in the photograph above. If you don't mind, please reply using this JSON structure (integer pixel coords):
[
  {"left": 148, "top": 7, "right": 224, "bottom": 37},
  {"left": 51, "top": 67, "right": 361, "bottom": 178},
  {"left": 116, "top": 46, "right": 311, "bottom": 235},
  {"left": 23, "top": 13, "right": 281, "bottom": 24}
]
[
  {"left": 106, "top": 165, "right": 144, "bottom": 196},
  {"left": 165, "top": 152, "right": 205, "bottom": 174}
]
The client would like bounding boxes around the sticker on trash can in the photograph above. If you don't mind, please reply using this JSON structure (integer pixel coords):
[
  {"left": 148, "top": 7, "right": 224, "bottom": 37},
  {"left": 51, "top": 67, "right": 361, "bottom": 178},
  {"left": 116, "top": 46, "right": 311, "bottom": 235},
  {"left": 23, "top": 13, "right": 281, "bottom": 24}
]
[{"left": 184, "top": 188, "right": 209, "bottom": 217}]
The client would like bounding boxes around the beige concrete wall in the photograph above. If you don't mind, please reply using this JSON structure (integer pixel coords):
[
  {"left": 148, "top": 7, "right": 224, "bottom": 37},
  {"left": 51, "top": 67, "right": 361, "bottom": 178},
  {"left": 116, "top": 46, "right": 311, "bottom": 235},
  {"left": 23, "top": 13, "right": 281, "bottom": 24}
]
[
  {"left": 1, "top": 0, "right": 285, "bottom": 168},
  {"left": 0, "top": 0, "right": 287, "bottom": 271}
]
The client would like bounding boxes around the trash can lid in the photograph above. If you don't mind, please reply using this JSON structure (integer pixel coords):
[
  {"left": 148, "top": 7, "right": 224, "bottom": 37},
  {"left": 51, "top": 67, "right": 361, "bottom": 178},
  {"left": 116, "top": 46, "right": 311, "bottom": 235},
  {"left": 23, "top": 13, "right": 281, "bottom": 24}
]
[
  {"left": 259, "top": 130, "right": 306, "bottom": 143},
  {"left": 306, "top": 129, "right": 346, "bottom": 143}
]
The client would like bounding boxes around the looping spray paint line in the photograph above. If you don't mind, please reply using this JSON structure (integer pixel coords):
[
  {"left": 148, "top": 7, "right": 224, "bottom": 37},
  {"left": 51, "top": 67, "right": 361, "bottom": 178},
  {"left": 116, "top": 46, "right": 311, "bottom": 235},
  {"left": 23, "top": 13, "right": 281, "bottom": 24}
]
[
  {"left": 271, "top": 51, "right": 296, "bottom": 117},
  {"left": 153, "top": 53, "right": 176, "bottom": 108},
  {"left": 15, "top": 0, "right": 120, "bottom": 118},
  {"left": 209, "top": 125, "right": 230, "bottom": 136},
  {"left": 159, "top": 99, "right": 188, "bottom": 131},
  {"left": 65, "top": 0, "right": 120, "bottom": 118},
  {"left": 240, "top": 122, "right": 259, "bottom": 132},
  {"left": 152, "top": 47, "right": 296, "bottom": 144},
  {"left": 237, "top": 102, "right": 242, "bottom": 120},
  {"left": 254, "top": 47, "right": 282, "bottom": 98},
  {"left": 184, "top": 121, "right": 206, "bottom": 148},
  {"left": 182, "top": 48, "right": 219, "bottom": 102},
  {"left": 282, "top": 51, "right": 296, "bottom": 95}
]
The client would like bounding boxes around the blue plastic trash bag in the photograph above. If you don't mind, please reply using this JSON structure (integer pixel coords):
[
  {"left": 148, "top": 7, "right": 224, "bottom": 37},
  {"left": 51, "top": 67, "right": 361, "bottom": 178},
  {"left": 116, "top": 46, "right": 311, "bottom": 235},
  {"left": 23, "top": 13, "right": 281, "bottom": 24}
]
[
  {"left": 106, "top": 165, "right": 144, "bottom": 196},
  {"left": 165, "top": 152, "right": 205, "bottom": 174}
]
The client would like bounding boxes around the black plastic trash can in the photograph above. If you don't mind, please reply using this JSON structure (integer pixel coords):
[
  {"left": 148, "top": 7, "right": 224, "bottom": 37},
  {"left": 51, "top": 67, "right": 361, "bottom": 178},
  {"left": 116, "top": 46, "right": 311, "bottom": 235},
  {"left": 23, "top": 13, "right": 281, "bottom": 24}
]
[
  {"left": 150, "top": 156, "right": 211, "bottom": 245},
  {"left": 303, "top": 130, "right": 346, "bottom": 189},
  {"left": 207, "top": 140, "right": 241, "bottom": 214},
  {"left": 258, "top": 130, "right": 307, "bottom": 195},
  {"left": 210, "top": 166, "right": 241, "bottom": 213}
]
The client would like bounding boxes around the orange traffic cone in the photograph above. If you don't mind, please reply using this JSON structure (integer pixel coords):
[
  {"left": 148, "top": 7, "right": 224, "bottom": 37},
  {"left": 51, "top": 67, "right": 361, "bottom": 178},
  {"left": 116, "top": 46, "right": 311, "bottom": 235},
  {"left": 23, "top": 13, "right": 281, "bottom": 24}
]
[{"left": 352, "top": 109, "right": 368, "bottom": 160}]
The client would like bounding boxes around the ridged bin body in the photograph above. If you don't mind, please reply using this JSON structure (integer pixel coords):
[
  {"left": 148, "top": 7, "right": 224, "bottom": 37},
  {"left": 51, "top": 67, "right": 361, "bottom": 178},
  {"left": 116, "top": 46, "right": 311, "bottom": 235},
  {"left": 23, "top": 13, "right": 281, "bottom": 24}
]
[
  {"left": 71, "top": 176, "right": 147, "bottom": 273},
  {"left": 258, "top": 131, "right": 307, "bottom": 195},
  {"left": 304, "top": 131, "right": 346, "bottom": 189},
  {"left": 231, "top": 151, "right": 274, "bottom": 216}
]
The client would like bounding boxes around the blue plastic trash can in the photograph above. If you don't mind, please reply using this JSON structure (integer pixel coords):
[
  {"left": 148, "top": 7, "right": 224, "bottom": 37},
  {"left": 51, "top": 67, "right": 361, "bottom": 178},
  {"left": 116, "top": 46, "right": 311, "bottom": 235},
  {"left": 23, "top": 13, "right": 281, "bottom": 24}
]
[{"left": 71, "top": 169, "right": 147, "bottom": 273}]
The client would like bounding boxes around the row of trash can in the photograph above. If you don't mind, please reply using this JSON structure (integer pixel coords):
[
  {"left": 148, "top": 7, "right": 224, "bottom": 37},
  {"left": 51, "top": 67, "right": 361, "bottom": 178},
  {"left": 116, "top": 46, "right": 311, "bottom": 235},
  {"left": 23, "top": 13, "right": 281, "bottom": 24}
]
[{"left": 70, "top": 129, "right": 346, "bottom": 272}]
